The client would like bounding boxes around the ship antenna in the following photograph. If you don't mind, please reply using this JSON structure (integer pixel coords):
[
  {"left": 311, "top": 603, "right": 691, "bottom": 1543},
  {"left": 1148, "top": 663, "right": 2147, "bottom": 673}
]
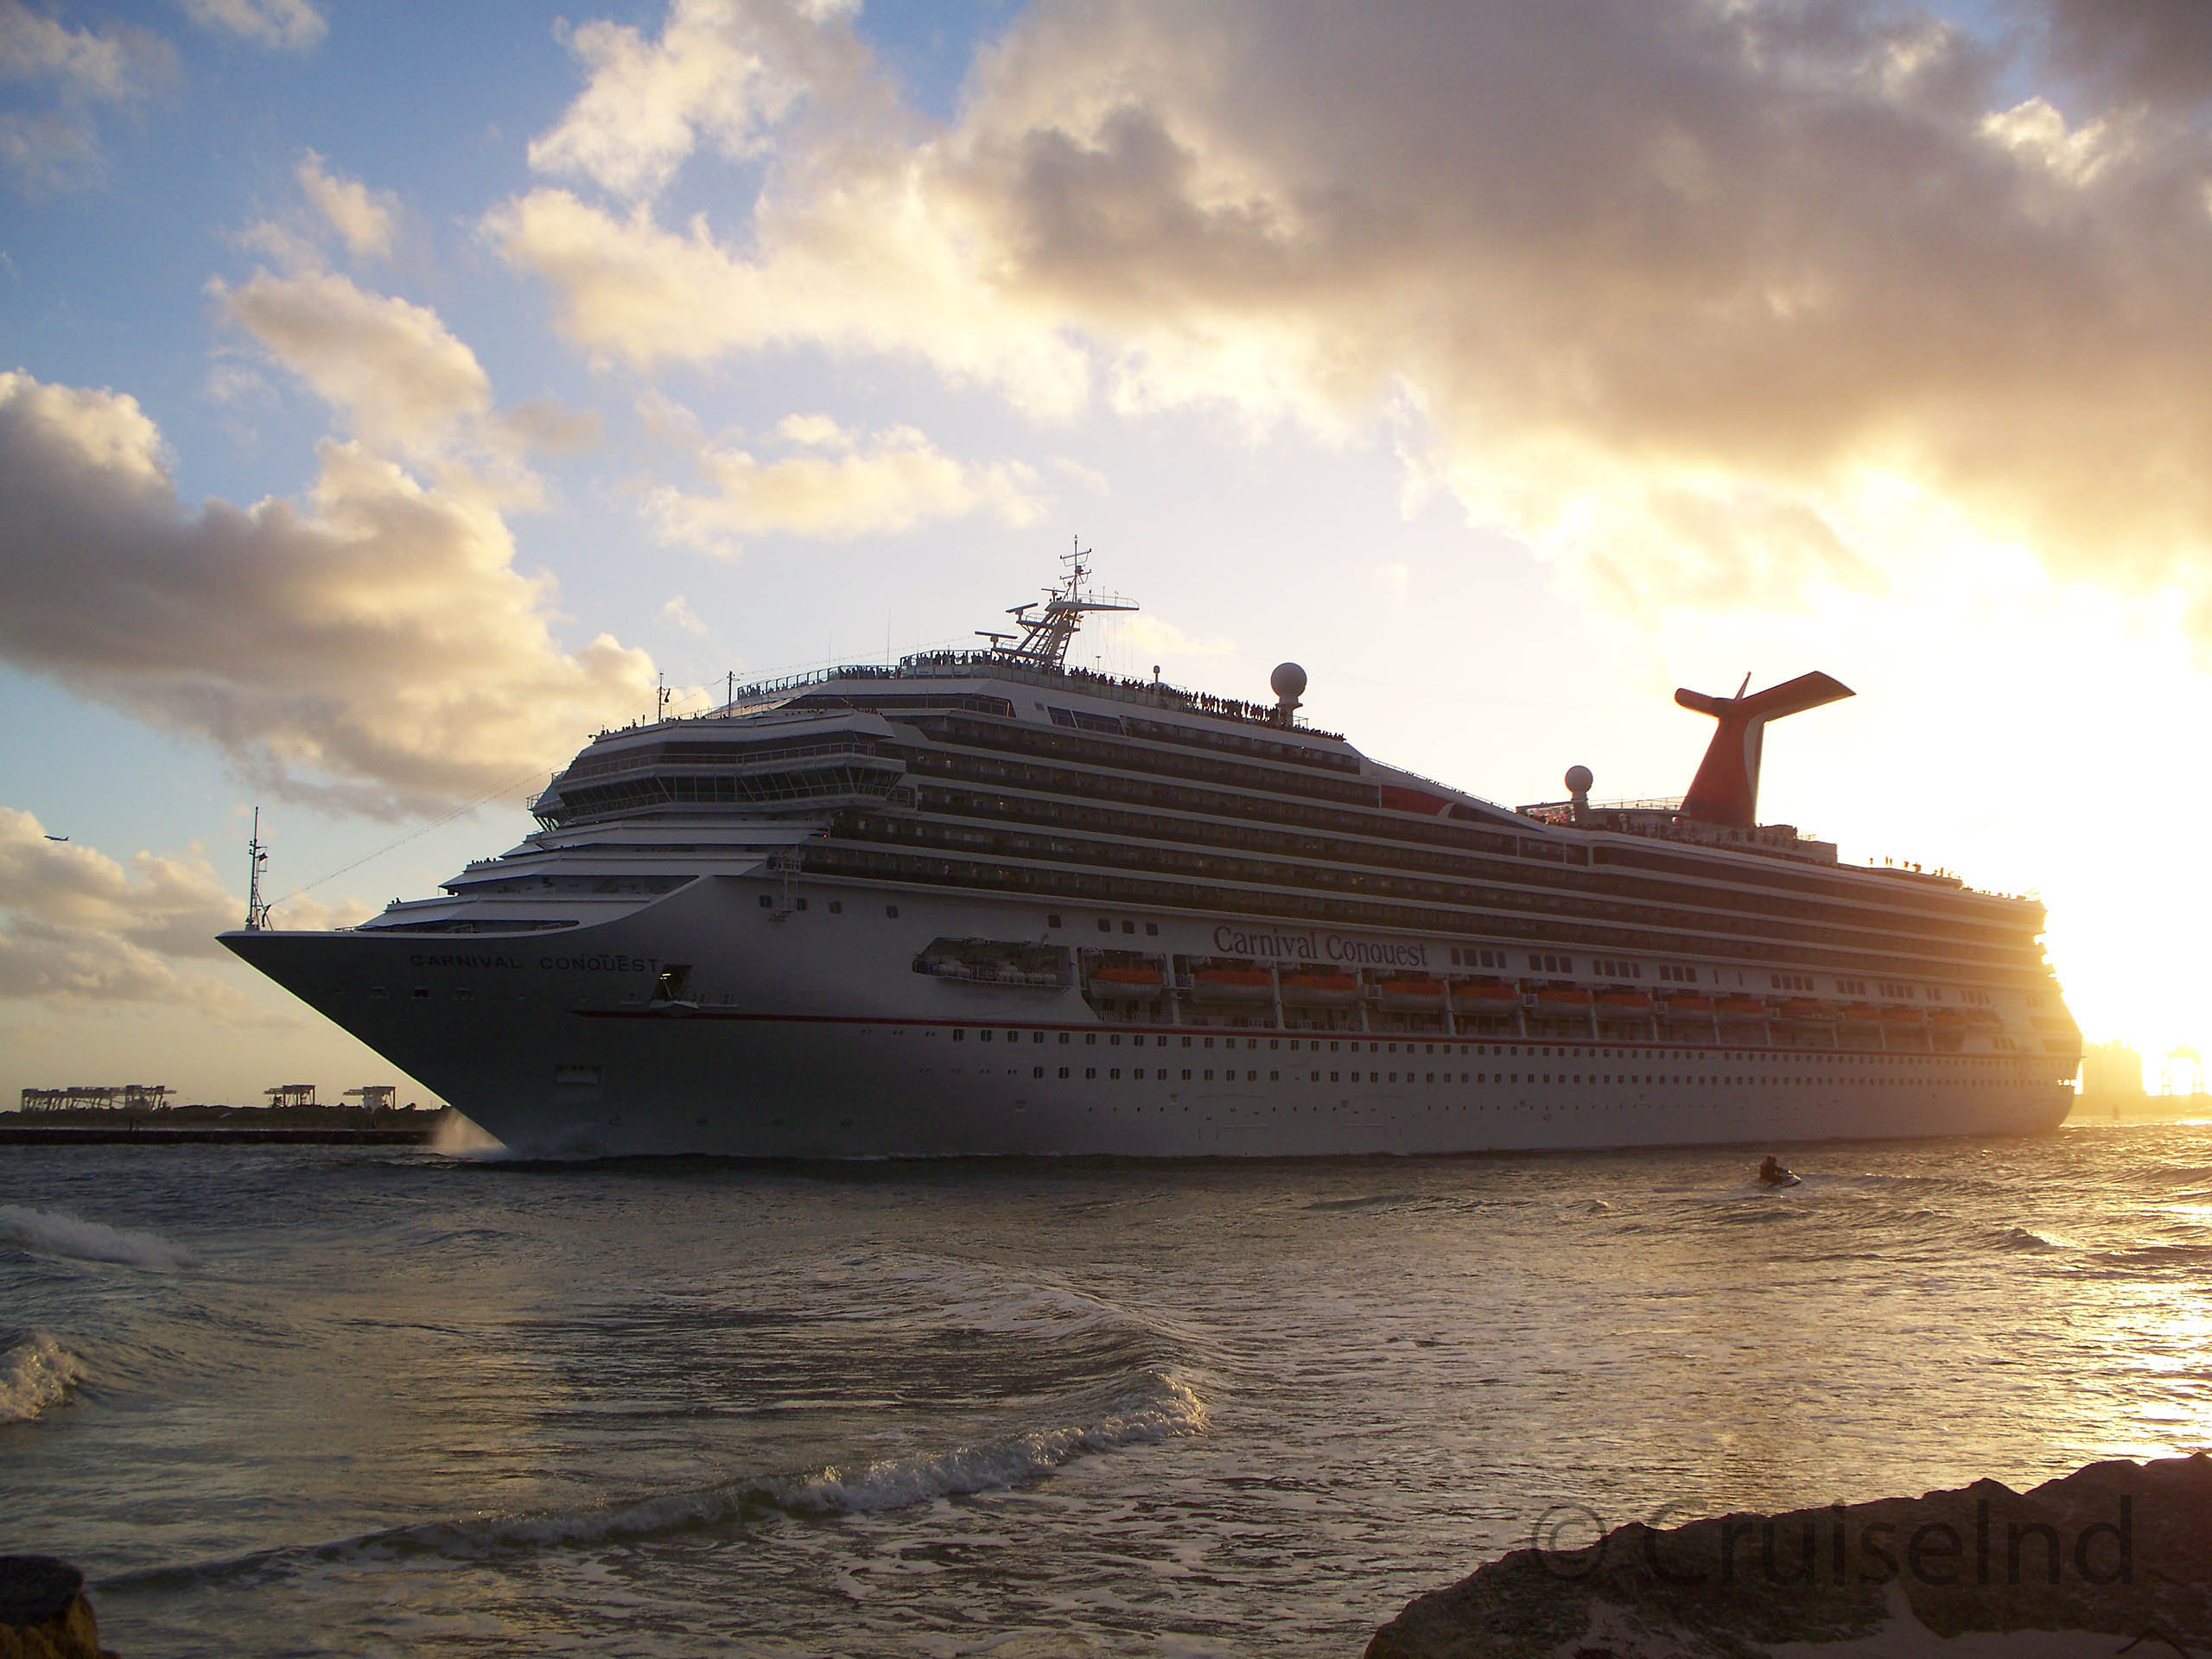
[
  {"left": 979, "top": 538, "right": 1139, "bottom": 669},
  {"left": 245, "top": 808, "right": 271, "bottom": 931}
]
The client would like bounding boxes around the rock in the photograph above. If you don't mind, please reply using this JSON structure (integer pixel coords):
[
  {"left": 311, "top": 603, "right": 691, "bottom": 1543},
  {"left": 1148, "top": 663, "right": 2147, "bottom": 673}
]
[
  {"left": 0, "top": 1557, "right": 117, "bottom": 1659},
  {"left": 1367, "top": 1454, "right": 2212, "bottom": 1657}
]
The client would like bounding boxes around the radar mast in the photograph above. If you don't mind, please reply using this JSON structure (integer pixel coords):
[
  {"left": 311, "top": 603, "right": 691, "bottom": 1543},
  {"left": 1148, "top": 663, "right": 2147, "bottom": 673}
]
[{"left": 977, "top": 541, "right": 1137, "bottom": 669}]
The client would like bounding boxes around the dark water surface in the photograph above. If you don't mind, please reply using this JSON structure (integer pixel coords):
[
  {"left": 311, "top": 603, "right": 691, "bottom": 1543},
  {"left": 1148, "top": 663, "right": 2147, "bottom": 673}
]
[{"left": 3, "top": 1122, "right": 2208, "bottom": 1656}]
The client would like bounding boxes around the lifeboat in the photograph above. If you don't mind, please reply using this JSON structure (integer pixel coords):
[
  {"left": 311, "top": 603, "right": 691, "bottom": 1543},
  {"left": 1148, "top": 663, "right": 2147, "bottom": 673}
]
[
  {"left": 1531, "top": 985, "right": 1595, "bottom": 1020},
  {"left": 1928, "top": 1007, "right": 1967, "bottom": 1028},
  {"left": 1281, "top": 969, "right": 1362, "bottom": 1007},
  {"left": 1878, "top": 1004, "right": 1925, "bottom": 1025},
  {"left": 1088, "top": 963, "right": 1162, "bottom": 991},
  {"left": 1450, "top": 980, "right": 1521, "bottom": 1017},
  {"left": 1964, "top": 1007, "right": 2002, "bottom": 1028},
  {"left": 1839, "top": 1002, "right": 1881, "bottom": 1024},
  {"left": 1659, "top": 993, "right": 1717, "bottom": 1022},
  {"left": 1717, "top": 995, "right": 1770, "bottom": 1020},
  {"left": 1376, "top": 974, "right": 1449, "bottom": 1010},
  {"left": 1779, "top": 998, "right": 1838, "bottom": 1022},
  {"left": 1595, "top": 989, "right": 1656, "bottom": 1018},
  {"left": 1187, "top": 966, "right": 1276, "bottom": 1002}
]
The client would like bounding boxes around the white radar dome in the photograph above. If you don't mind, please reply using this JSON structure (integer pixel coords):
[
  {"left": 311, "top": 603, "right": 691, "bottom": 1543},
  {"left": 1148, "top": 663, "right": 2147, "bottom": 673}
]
[
  {"left": 1565, "top": 765, "right": 1594, "bottom": 796},
  {"left": 1270, "top": 663, "right": 1308, "bottom": 702}
]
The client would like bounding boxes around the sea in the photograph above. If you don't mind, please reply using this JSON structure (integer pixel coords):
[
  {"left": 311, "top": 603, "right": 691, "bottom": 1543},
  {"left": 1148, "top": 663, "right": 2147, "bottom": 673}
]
[{"left": 3, "top": 1121, "right": 2209, "bottom": 1657}]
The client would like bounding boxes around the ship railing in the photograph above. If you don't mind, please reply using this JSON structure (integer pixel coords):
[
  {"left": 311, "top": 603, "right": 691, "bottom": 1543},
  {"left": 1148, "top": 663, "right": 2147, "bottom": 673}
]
[{"left": 704, "top": 652, "right": 1346, "bottom": 741}]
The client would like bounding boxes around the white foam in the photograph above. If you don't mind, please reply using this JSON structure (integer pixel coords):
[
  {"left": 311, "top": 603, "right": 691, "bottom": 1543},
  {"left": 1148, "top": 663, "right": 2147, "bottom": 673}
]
[
  {"left": 0, "top": 1204, "right": 198, "bottom": 1269},
  {"left": 0, "top": 1332, "right": 87, "bottom": 1422},
  {"left": 161, "top": 1364, "right": 1215, "bottom": 1576}
]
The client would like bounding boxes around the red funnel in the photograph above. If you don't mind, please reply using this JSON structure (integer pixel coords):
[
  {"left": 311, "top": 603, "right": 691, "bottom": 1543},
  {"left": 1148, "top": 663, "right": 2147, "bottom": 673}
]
[{"left": 1675, "top": 671, "right": 1853, "bottom": 828}]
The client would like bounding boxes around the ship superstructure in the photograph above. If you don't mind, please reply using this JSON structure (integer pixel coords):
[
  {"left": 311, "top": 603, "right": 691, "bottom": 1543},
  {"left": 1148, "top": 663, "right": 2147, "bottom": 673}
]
[{"left": 225, "top": 555, "right": 2080, "bottom": 1156}]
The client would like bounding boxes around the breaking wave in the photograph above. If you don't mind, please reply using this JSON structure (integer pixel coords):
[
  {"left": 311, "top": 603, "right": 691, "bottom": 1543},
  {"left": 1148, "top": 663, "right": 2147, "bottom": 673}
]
[
  {"left": 0, "top": 1205, "right": 197, "bottom": 1269},
  {"left": 103, "top": 1363, "right": 1210, "bottom": 1589},
  {"left": 0, "top": 1332, "right": 87, "bottom": 1422}
]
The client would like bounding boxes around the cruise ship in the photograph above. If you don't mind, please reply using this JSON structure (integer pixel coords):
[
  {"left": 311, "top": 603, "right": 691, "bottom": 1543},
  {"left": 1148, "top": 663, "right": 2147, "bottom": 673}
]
[{"left": 223, "top": 556, "right": 2082, "bottom": 1157}]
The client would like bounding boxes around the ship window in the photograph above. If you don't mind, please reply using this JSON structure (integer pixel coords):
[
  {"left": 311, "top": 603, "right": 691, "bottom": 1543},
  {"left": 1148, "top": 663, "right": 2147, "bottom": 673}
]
[
  {"left": 1204, "top": 1071, "right": 1215, "bottom": 1081},
  {"left": 1033, "top": 1067, "right": 1044, "bottom": 1079},
  {"left": 828, "top": 900, "right": 842, "bottom": 914},
  {"left": 1058, "top": 1066, "right": 1070, "bottom": 1078},
  {"left": 1122, "top": 920, "right": 1136, "bottom": 934},
  {"left": 759, "top": 894, "right": 772, "bottom": 908},
  {"left": 953, "top": 1029, "right": 965, "bottom": 1041},
  {"left": 1006, "top": 1030, "right": 1018, "bottom": 1042},
  {"left": 369, "top": 986, "right": 388, "bottom": 1000},
  {"left": 980, "top": 1030, "right": 992, "bottom": 1042},
  {"left": 1085, "top": 1033, "right": 1097, "bottom": 1045},
  {"left": 412, "top": 988, "right": 430, "bottom": 999},
  {"left": 1204, "top": 1038, "right": 1215, "bottom": 1048},
  {"left": 1110, "top": 1069, "right": 1120, "bottom": 1080},
  {"left": 1110, "top": 1034, "right": 1121, "bottom": 1046},
  {"left": 1182, "top": 1069, "right": 1192, "bottom": 1080},
  {"left": 886, "top": 905, "right": 899, "bottom": 918},
  {"left": 1058, "top": 1033, "right": 1070, "bottom": 1044},
  {"left": 794, "top": 897, "right": 808, "bottom": 911},
  {"left": 1145, "top": 922, "right": 1159, "bottom": 936},
  {"left": 1085, "top": 1068, "right": 1096, "bottom": 1079},
  {"left": 1098, "top": 918, "right": 1112, "bottom": 932},
  {"left": 1330, "top": 1071, "right": 1340, "bottom": 1082},
  {"left": 1033, "top": 1032, "right": 1045, "bottom": 1044}
]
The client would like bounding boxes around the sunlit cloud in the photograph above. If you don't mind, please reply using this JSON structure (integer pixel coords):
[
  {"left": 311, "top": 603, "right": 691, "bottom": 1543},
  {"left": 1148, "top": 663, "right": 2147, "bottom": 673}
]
[
  {"left": 0, "top": 806, "right": 266, "bottom": 1014},
  {"left": 493, "top": 0, "right": 2212, "bottom": 621},
  {"left": 294, "top": 149, "right": 397, "bottom": 257},
  {"left": 0, "top": 0, "right": 175, "bottom": 193},
  {"left": 664, "top": 593, "right": 709, "bottom": 634},
  {"left": 176, "top": 0, "right": 325, "bottom": 53},
  {"left": 642, "top": 409, "right": 1046, "bottom": 556},
  {"left": 0, "top": 368, "right": 655, "bottom": 817}
]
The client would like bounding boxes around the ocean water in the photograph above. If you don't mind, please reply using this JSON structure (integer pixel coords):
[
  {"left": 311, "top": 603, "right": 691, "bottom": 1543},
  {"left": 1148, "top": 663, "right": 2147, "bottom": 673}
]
[{"left": 3, "top": 1122, "right": 2209, "bottom": 1656}]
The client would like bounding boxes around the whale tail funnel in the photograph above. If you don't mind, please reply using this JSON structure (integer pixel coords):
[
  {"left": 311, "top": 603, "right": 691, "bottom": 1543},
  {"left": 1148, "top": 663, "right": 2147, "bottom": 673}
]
[{"left": 1675, "top": 671, "right": 1853, "bottom": 828}]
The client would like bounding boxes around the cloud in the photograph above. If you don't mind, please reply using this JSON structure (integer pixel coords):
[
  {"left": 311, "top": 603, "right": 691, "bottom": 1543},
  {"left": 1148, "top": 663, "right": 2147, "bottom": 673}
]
[
  {"left": 215, "top": 268, "right": 491, "bottom": 457},
  {"left": 0, "top": 368, "right": 655, "bottom": 817},
  {"left": 0, "top": 0, "right": 176, "bottom": 193},
  {"left": 663, "top": 593, "right": 708, "bottom": 634},
  {"left": 295, "top": 150, "right": 396, "bottom": 257},
  {"left": 528, "top": 0, "right": 867, "bottom": 200},
  {"left": 177, "top": 0, "right": 325, "bottom": 52},
  {"left": 0, "top": 806, "right": 238, "bottom": 958},
  {"left": 2037, "top": 0, "right": 2212, "bottom": 110},
  {"left": 493, "top": 0, "right": 2212, "bottom": 616},
  {"left": 0, "top": 806, "right": 265, "bottom": 1014},
  {"left": 642, "top": 411, "right": 1045, "bottom": 555}
]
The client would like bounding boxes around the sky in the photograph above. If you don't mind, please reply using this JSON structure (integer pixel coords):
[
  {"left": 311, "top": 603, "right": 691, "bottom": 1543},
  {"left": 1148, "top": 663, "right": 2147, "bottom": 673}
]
[{"left": 4, "top": 0, "right": 2212, "bottom": 1106}]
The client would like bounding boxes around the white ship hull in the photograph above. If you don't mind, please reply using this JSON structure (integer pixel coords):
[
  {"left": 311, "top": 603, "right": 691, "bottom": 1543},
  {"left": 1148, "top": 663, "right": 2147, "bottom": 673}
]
[{"left": 226, "top": 875, "right": 2074, "bottom": 1159}]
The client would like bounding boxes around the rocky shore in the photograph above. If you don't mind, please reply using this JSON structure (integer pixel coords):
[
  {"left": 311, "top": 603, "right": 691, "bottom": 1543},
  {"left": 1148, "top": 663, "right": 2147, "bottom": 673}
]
[
  {"left": 0, "top": 1557, "right": 114, "bottom": 1659},
  {"left": 1367, "top": 1455, "right": 2212, "bottom": 1657}
]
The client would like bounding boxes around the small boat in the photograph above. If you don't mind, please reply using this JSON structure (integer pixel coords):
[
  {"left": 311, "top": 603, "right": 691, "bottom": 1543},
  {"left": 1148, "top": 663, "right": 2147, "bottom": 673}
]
[
  {"left": 1659, "top": 994, "right": 1717, "bottom": 1022},
  {"left": 1839, "top": 1002, "right": 1882, "bottom": 1024},
  {"left": 1281, "top": 970, "right": 1362, "bottom": 1006},
  {"left": 1878, "top": 1004, "right": 1925, "bottom": 1025},
  {"left": 1375, "top": 974, "right": 1449, "bottom": 1010},
  {"left": 1717, "top": 995, "right": 1770, "bottom": 1020},
  {"left": 1779, "top": 998, "right": 1840, "bottom": 1022},
  {"left": 1531, "top": 985, "right": 1594, "bottom": 1020},
  {"left": 1186, "top": 966, "right": 1276, "bottom": 1002},
  {"left": 1595, "top": 989, "right": 1656, "bottom": 1017},
  {"left": 1089, "top": 963, "right": 1163, "bottom": 989},
  {"left": 1757, "top": 1156, "right": 1801, "bottom": 1187},
  {"left": 1450, "top": 980, "right": 1521, "bottom": 1015}
]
